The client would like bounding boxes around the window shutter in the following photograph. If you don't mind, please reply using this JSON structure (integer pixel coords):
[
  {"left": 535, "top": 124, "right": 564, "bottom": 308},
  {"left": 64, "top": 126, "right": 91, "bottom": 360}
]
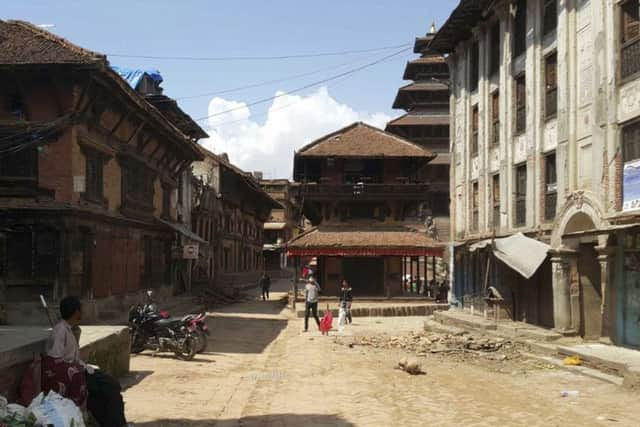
[{"left": 623, "top": 0, "right": 640, "bottom": 42}]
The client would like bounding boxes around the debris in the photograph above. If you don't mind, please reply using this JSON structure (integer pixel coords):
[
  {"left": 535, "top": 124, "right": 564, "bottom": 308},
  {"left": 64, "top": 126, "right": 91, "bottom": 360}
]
[
  {"left": 563, "top": 355, "right": 582, "bottom": 366},
  {"left": 396, "top": 356, "right": 424, "bottom": 375},
  {"left": 560, "top": 390, "right": 580, "bottom": 397}
]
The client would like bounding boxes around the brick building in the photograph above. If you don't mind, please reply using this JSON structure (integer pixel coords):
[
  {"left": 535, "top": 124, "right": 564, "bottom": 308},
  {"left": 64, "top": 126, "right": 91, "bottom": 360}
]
[
  {"left": 191, "top": 148, "right": 280, "bottom": 285},
  {"left": 0, "top": 21, "right": 204, "bottom": 322},
  {"left": 287, "top": 122, "right": 445, "bottom": 297},
  {"left": 259, "top": 179, "right": 302, "bottom": 271},
  {"left": 433, "top": 0, "right": 640, "bottom": 347}
]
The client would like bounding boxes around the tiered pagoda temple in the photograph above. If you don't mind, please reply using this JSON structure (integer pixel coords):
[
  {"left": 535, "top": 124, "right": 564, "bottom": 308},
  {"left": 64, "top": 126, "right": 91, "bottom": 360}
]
[{"left": 385, "top": 24, "right": 450, "bottom": 240}]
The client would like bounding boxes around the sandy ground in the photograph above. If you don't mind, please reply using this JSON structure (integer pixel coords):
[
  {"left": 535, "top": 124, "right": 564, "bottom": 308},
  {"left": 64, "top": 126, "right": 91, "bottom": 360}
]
[{"left": 123, "top": 280, "right": 640, "bottom": 427}]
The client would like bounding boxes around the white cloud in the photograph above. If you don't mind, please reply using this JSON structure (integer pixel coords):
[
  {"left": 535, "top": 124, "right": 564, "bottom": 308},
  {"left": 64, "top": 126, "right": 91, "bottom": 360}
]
[{"left": 199, "top": 87, "right": 391, "bottom": 178}]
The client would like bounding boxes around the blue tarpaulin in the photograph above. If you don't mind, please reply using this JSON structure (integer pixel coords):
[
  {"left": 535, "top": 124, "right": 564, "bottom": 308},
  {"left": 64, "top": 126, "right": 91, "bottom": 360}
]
[{"left": 111, "top": 65, "right": 163, "bottom": 90}]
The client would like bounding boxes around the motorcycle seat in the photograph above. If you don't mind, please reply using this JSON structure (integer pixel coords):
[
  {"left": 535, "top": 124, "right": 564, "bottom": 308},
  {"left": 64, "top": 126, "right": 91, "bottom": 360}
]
[{"left": 155, "top": 317, "right": 185, "bottom": 328}]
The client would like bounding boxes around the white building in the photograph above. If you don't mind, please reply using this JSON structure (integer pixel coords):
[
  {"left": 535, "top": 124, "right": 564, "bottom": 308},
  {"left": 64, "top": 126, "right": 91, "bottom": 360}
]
[{"left": 432, "top": 0, "right": 640, "bottom": 348}]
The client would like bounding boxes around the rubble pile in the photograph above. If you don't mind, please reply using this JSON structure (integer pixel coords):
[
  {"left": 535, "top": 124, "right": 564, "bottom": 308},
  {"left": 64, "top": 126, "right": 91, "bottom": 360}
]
[{"left": 336, "top": 331, "right": 556, "bottom": 373}]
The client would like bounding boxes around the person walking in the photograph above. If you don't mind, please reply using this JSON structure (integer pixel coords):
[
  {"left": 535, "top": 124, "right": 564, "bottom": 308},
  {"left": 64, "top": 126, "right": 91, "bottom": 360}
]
[
  {"left": 259, "top": 272, "right": 271, "bottom": 301},
  {"left": 338, "top": 280, "right": 353, "bottom": 328},
  {"left": 304, "top": 276, "right": 321, "bottom": 332}
]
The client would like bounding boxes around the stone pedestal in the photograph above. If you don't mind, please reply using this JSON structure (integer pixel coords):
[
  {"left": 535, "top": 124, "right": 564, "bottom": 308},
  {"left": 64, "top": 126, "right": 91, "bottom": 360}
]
[{"left": 596, "top": 246, "right": 615, "bottom": 341}]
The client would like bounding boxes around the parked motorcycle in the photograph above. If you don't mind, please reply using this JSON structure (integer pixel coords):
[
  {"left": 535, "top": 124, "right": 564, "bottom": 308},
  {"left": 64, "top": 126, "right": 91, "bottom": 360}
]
[
  {"left": 128, "top": 295, "right": 199, "bottom": 360},
  {"left": 132, "top": 290, "right": 210, "bottom": 353}
]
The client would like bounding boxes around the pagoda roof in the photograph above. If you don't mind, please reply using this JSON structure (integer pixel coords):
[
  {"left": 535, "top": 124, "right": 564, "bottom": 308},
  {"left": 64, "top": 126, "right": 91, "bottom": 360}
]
[
  {"left": 392, "top": 82, "right": 449, "bottom": 110},
  {"left": 386, "top": 113, "right": 450, "bottom": 127},
  {"left": 287, "top": 225, "right": 445, "bottom": 257},
  {"left": 414, "top": 36, "right": 434, "bottom": 53},
  {"left": 403, "top": 56, "right": 449, "bottom": 80},
  {"left": 295, "top": 122, "right": 434, "bottom": 159}
]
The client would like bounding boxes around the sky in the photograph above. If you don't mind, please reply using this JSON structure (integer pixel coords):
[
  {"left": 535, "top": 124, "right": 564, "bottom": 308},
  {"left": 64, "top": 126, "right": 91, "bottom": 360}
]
[{"left": 3, "top": 0, "right": 458, "bottom": 178}]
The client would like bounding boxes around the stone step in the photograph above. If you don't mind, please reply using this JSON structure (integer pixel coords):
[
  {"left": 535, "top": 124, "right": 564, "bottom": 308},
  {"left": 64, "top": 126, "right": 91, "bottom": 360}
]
[
  {"left": 496, "top": 323, "right": 562, "bottom": 341},
  {"left": 295, "top": 304, "right": 448, "bottom": 319},
  {"left": 433, "top": 310, "right": 497, "bottom": 331},
  {"left": 521, "top": 353, "right": 624, "bottom": 386},
  {"left": 423, "top": 318, "right": 467, "bottom": 336}
]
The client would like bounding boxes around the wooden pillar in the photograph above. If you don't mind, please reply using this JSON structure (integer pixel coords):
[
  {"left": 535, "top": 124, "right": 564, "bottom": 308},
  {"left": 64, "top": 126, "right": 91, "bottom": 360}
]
[
  {"left": 401, "top": 256, "right": 405, "bottom": 294},
  {"left": 410, "top": 257, "right": 415, "bottom": 293},
  {"left": 432, "top": 256, "right": 437, "bottom": 298}
]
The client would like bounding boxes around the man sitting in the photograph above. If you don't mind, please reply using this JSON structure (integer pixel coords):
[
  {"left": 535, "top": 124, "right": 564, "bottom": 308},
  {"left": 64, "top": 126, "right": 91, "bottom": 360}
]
[{"left": 43, "top": 296, "right": 129, "bottom": 427}]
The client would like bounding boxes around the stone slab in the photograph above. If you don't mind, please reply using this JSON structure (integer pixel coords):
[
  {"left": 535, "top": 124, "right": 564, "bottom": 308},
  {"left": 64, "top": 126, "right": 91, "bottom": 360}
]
[
  {"left": 295, "top": 303, "right": 448, "bottom": 318},
  {"left": 433, "top": 310, "right": 498, "bottom": 331}
]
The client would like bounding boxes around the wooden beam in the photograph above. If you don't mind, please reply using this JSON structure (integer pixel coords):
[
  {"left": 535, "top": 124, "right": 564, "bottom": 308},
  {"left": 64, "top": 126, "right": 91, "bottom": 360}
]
[
  {"left": 74, "top": 77, "right": 93, "bottom": 115},
  {"left": 126, "top": 120, "right": 145, "bottom": 145},
  {"left": 148, "top": 141, "right": 163, "bottom": 160},
  {"left": 108, "top": 111, "right": 130, "bottom": 138},
  {"left": 137, "top": 134, "right": 153, "bottom": 154}
]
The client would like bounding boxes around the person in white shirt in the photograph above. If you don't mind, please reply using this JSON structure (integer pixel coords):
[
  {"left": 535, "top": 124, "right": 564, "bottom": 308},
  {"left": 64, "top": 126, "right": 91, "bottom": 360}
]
[
  {"left": 303, "top": 276, "right": 321, "bottom": 332},
  {"left": 43, "top": 296, "right": 129, "bottom": 427}
]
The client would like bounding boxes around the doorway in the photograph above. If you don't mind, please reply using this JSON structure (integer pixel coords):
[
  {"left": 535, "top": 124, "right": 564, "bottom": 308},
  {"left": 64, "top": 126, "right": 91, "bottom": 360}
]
[
  {"left": 342, "top": 257, "right": 384, "bottom": 296},
  {"left": 577, "top": 243, "right": 602, "bottom": 339}
]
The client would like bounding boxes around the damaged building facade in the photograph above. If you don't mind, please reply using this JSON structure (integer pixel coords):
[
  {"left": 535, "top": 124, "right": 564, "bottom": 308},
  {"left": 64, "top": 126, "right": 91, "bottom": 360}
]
[
  {"left": 0, "top": 21, "right": 204, "bottom": 323},
  {"left": 433, "top": 0, "right": 640, "bottom": 347},
  {"left": 191, "top": 148, "right": 280, "bottom": 285}
]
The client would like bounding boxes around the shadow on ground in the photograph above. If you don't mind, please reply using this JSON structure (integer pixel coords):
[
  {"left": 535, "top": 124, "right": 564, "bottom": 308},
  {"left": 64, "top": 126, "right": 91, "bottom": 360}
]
[
  {"left": 211, "top": 297, "right": 288, "bottom": 316},
  {"left": 206, "top": 315, "right": 288, "bottom": 354},
  {"left": 134, "top": 413, "right": 355, "bottom": 426}
]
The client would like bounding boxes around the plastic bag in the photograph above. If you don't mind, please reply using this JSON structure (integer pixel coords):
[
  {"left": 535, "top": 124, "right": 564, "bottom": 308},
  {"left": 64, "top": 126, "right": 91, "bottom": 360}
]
[
  {"left": 337, "top": 307, "right": 347, "bottom": 330},
  {"left": 28, "top": 391, "right": 86, "bottom": 427},
  {"left": 563, "top": 355, "right": 582, "bottom": 366},
  {"left": 0, "top": 395, "right": 7, "bottom": 418},
  {"left": 320, "top": 310, "right": 333, "bottom": 335}
]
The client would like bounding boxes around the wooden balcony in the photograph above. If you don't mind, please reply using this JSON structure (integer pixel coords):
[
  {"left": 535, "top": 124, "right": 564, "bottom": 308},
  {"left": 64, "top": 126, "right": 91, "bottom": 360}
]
[{"left": 300, "top": 183, "right": 444, "bottom": 200}]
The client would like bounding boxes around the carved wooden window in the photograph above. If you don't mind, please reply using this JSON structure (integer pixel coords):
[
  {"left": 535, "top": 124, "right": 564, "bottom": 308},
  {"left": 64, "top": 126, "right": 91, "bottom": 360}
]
[
  {"left": 162, "top": 185, "right": 172, "bottom": 219},
  {"left": 543, "top": 0, "right": 557, "bottom": 36},
  {"left": 545, "top": 53, "right": 558, "bottom": 119},
  {"left": 513, "top": 0, "right": 527, "bottom": 59},
  {"left": 515, "top": 164, "right": 527, "bottom": 227},
  {"left": 623, "top": 120, "right": 640, "bottom": 162},
  {"left": 471, "top": 181, "right": 479, "bottom": 232},
  {"left": 492, "top": 174, "right": 501, "bottom": 229},
  {"left": 84, "top": 148, "right": 105, "bottom": 203},
  {"left": 0, "top": 147, "right": 37, "bottom": 179},
  {"left": 544, "top": 152, "right": 557, "bottom": 221},
  {"left": 120, "top": 157, "right": 155, "bottom": 217},
  {"left": 471, "top": 106, "right": 479, "bottom": 157},
  {"left": 489, "top": 22, "right": 501, "bottom": 77},
  {"left": 621, "top": 0, "right": 640, "bottom": 79},
  {"left": 515, "top": 74, "right": 526, "bottom": 134},
  {"left": 491, "top": 91, "right": 500, "bottom": 146},
  {"left": 470, "top": 41, "right": 480, "bottom": 92}
]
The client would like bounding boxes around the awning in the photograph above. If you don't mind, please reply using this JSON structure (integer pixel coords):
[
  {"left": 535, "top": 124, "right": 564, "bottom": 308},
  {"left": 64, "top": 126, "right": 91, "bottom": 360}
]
[
  {"left": 469, "top": 232, "right": 549, "bottom": 279},
  {"left": 158, "top": 219, "right": 207, "bottom": 244},
  {"left": 264, "top": 222, "right": 287, "bottom": 230}
]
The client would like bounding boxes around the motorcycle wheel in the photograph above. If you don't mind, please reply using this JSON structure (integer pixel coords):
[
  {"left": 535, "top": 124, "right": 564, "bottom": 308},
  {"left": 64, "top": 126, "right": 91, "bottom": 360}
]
[
  {"left": 130, "top": 331, "right": 146, "bottom": 354},
  {"left": 175, "top": 334, "right": 197, "bottom": 361},
  {"left": 195, "top": 329, "right": 208, "bottom": 353}
]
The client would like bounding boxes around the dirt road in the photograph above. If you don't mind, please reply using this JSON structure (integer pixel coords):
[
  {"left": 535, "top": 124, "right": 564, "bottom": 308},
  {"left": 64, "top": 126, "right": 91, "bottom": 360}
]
[{"left": 123, "top": 281, "right": 640, "bottom": 426}]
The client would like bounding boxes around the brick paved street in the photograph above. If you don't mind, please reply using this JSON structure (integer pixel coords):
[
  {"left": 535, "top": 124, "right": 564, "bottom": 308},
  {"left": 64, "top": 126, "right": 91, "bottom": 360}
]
[{"left": 122, "top": 280, "right": 640, "bottom": 427}]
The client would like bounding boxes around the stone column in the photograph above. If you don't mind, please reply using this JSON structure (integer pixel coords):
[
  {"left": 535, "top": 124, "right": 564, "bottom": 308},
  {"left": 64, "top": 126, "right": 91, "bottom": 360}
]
[
  {"left": 596, "top": 246, "right": 615, "bottom": 343},
  {"left": 550, "top": 252, "right": 573, "bottom": 332}
]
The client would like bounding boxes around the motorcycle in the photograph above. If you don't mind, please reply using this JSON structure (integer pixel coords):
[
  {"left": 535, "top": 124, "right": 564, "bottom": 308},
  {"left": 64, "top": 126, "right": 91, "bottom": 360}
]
[
  {"left": 128, "top": 295, "right": 199, "bottom": 360},
  {"left": 134, "top": 290, "right": 209, "bottom": 353}
]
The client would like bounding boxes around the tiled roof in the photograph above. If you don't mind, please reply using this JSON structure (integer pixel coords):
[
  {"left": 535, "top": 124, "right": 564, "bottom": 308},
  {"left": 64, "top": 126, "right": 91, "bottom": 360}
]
[
  {"left": 397, "top": 81, "right": 449, "bottom": 92},
  {"left": 430, "top": 0, "right": 493, "bottom": 53},
  {"left": 295, "top": 122, "right": 433, "bottom": 158},
  {"left": 287, "top": 225, "right": 444, "bottom": 256},
  {"left": 0, "top": 20, "right": 105, "bottom": 65}
]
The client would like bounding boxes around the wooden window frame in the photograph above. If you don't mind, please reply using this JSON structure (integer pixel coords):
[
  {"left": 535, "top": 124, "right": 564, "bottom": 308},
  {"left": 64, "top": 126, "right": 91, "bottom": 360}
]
[
  {"left": 544, "top": 152, "right": 557, "bottom": 221},
  {"left": 471, "top": 105, "right": 479, "bottom": 157},
  {"left": 514, "top": 163, "right": 527, "bottom": 227},
  {"left": 621, "top": 0, "right": 640, "bottom": 81},
  {"left": 491, "top": 174, "right": 501, "bottom": 229},
  {"left": 491, "top": 91, "right": 500, "bottom": 146},
  {"left": 543, "top": 0, "right": 558, "bottom": 36},
  {"left": 544, "top": 52, "right": 558, "bottom": 120},
  {"left": 470, "top": 41, "right": 480, "bottom": 93},
  {"left": 514, "top": 74, "right": 527, "bottom": 135},
  {"left": 513, "top": 0, "right": 527, "bottom": 59},
  {"left": 489, "top": 22, "right": 501, "bottom": 77},
  {"left": 471, "top": 181, "right": 479, "bottom": 232},
  {"left": 161, "top": 184, "right": 173, "bottom": 220}
]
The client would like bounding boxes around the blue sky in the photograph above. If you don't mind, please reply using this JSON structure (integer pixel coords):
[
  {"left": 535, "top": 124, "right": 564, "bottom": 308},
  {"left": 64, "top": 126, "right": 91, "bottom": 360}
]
[{"left": 3, "top": 0, "right": 458, "bottom": 177}]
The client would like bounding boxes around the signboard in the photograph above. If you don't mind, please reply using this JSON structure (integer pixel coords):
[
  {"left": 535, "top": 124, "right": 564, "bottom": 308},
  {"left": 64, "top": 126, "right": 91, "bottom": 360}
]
[
  {"left": 623, "top": 159, "right": 640, "bottom": 211},
  {"left": 183, "top": 244, "right": 199, "bottom": 259}
]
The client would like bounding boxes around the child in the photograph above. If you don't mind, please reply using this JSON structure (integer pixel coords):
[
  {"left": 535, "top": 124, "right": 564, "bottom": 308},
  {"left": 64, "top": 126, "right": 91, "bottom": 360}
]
[{"left": 319, "top": 304, "right": 333, "bottom": 335}]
